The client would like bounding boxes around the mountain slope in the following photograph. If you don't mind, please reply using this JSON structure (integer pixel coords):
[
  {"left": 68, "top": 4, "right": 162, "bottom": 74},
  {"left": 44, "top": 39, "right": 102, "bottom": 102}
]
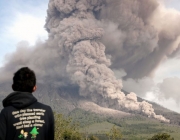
[{"left": 0, "top": 83, "right": 179, "bottom": 125}]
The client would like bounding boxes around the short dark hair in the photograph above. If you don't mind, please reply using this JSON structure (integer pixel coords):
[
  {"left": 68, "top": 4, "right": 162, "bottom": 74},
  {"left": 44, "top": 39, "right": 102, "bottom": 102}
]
[{"left": 12, "top": 67, "right": 36, "bottom": 92}]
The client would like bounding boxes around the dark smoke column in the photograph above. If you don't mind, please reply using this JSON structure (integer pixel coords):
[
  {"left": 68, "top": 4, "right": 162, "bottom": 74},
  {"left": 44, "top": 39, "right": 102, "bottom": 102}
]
[{"left": 45, "top": 0, "right": 169, "bottom": 122}]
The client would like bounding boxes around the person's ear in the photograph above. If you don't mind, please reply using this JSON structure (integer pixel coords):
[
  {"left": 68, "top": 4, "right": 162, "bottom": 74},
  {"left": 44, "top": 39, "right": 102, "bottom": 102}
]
[{"left": 32, "top": 86, "right": 37, "bottom": 92}]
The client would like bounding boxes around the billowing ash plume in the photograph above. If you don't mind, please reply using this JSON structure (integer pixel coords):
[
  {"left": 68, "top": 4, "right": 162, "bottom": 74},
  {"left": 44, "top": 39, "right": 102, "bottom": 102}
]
[
  {"left": 99, "top": 0, "right": 180, "bottom": 79},
  {"left": 42, "top": 0, "right": 169, "bottom": 122},
  {"left": 2, "top": 0, "right": 180, "bottom": 123}
]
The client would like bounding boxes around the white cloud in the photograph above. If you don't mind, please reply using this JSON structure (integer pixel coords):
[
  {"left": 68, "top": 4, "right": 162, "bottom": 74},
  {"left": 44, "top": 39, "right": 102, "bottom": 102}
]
[
  {"left": 8, "top": 12, "right": 47, "bottom": 46},
  {"left": 157, "top": 77, "right": 180, "bottom": 102},
  {"left": 145, "top": 92, "right": 180, "bottom": 113},
  {"left": 0, "top": 1, "right": 48, "bottom": 67},
  {"left": 163, "top": 0, "right": 180, "bottom": 11},
  {"left": 122, "top": 75, "right": 180, "bottom": 113},
  {"left": 154, "top": 58, "right": 180, "bottom": 83},
  {"left": 122, "top": 77, "right": 155, "bottom": 97}
]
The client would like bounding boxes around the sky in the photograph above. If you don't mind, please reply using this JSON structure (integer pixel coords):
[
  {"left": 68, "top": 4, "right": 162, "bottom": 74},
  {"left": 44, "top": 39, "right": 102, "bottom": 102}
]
[
  {"left": 0, "top": 0, "right": 48, "bottom": 65},
  {"left": 0, "top": 0, "right": 180, "bottom": 113}
]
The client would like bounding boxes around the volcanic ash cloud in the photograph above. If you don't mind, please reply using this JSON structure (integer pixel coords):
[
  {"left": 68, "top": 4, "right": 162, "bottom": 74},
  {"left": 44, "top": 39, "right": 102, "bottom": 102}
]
[
  {"left": 100, "top": 0, "right": 180, "bottom": 79},
  {"left": 44, "top": 0, "right": 169, "bottom": 122}
]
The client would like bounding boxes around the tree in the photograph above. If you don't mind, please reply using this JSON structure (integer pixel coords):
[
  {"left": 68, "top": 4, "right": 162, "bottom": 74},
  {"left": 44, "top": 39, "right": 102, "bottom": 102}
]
[
  {"left": 106, "top": 125, "right": 123, "bottom": 140},
  {"left": 30, "top": 127, "right": 39, "bottom": 138},
  {"left": 54, "top": 113, "right": 83, "bottom": 140},
  {"left": 148, "top": 133, "right": 174, "bottom": 140}
]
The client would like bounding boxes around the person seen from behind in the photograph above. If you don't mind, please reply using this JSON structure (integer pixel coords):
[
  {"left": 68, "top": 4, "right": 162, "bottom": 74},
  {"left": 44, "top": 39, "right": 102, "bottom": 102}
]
[{"left": 0, "top": 67, "right": 54, "bottom": 140}]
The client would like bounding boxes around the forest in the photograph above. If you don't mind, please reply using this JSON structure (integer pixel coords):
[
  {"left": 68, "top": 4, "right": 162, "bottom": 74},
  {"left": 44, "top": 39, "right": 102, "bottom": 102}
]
[{"left": 54, "top": 109, "right": 180, "bottom": 140}]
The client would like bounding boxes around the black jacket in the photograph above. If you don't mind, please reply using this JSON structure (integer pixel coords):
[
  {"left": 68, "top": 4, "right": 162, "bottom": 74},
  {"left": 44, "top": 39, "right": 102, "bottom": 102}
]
[{"left": 0, "top": 91, "right": 54, "bottom": 140}]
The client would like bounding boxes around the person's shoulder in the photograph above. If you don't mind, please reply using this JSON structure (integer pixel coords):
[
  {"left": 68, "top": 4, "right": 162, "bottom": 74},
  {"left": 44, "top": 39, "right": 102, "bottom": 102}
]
[
  {"left": 0, "top": 107, "right": 12, "bottom": 118},
  {"left": 34, "top": 102, "right": 54, "bottom": 118},
  {"left": 0, "top": 108, "right": 6, "bottom": 114},
  {"left": 34, "top": 102, "right": 53, "bottom": 111},
  {"left": 1, "top": 106, "right": 14, "bottom": 114}
]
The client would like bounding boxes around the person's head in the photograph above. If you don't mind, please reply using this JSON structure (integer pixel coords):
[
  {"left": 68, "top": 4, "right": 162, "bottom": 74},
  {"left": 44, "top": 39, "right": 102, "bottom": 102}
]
[{"left": 12, "top": 67, "right": 36, "bottom": 92}]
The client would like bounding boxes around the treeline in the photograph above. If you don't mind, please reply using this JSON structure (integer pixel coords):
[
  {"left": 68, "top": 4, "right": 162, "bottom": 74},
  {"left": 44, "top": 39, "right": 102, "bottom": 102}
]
[
  {"left": 54, "top": 113, "right": 122, "bottom": 140},
  {"left": 54, "top": 112, "right": 175, "bottom": 140},
  {"left": 67, "top": 108, "right": 180, "bottom": 139}
]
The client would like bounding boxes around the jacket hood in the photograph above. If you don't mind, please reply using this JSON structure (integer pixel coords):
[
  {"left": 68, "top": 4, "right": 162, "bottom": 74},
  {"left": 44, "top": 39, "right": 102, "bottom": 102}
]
[{"left": 3, "top": 91, "right": 37, "bottom": 109}]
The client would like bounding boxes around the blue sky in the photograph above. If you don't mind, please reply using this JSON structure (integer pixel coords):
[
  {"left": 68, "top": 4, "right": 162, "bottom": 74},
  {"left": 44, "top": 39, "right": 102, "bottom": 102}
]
[
  {"left": 0, "top": 0, "right": 48, "bottom": 65},
  {"left": 0, "top": 0, "right": 180, "bottom": 113},
  {"left": 165, "top": 0, "right": 180, "bottom": 10}
]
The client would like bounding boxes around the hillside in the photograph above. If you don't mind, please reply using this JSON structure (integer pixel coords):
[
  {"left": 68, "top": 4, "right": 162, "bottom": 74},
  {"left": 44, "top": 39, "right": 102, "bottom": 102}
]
[
  {"left": 0, "top": 83, "right": 180, "bottom": 139},
  {"left": 0, "top": 83, "right": 180, "bottom": 123},
  {"left": 77, "top": 111, "right": 180, "bottom": 140}
]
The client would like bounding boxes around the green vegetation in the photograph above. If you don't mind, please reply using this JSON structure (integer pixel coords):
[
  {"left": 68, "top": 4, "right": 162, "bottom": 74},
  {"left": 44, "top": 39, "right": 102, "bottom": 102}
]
[
  {"left": 69, "top": 108, "right": 105, "bottom": 127},
  {"left": 106, "top": 126, "right": 123, "bottom": 140},
  {"left": 54, "top": 109, "right": 180, "bottom": 140},
  {"left": 54, "top": 113, "right": 83, "bottom": 140},
  {"left": 65, "top": 109, "right": 180, "bottom": 140},
  {"left": 54, "top": 112, "right": 123, "bottom": 140},
  {"left": 148, "top": 133, "right": 174, "bottom": 140}
]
